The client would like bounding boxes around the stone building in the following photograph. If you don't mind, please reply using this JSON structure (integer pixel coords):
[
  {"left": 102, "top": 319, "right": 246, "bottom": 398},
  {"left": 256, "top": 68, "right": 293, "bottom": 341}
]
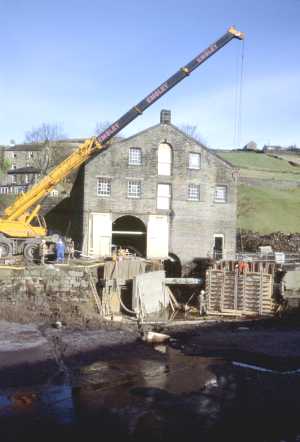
[
  {"left": 80, "top": 110, "right": 237, "bottom": 264},
  {"left": 0, "top": 140, "right": 84, "bottom": 212},
  {"left": 0, "top": 143, "right": 42, "bottom": 195}
]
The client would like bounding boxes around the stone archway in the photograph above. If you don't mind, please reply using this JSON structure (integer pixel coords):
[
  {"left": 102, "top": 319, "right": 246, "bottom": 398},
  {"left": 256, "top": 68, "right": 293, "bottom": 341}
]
[{"left": 112, "top": 215, "right": 147, "bottom": 257}]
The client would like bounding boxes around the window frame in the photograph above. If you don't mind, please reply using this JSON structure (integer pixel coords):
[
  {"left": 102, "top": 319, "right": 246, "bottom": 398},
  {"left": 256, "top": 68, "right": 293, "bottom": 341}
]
[
  {"left": 188, "top": 152, "right": 201, "bottom": 170},
  {"left": 157, "top": 183, "right": 171, "bottom": 210},
  {"left": 96, "top": 177, "right": 111, "bottom": 197},
  {"left": 187, "top": 183, "right": 200, "bottom": 201},
  {"left": 214, "top": 185, "right": 228, "bottom": 203},
  {"left": 128, "top": 147, "right": 142, "bottom": 166},
  {"left": 127, "top": 180, "right": 142, "bottom": 199},
  {"left": 0, "top": 187, "right": 9, "bottom": 194}
]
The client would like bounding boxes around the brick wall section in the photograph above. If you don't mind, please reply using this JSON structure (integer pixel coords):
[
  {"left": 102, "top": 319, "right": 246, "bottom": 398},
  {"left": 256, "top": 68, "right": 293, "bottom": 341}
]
[{"left": 82, "top": 122, "right": 237, "bottom": 263}]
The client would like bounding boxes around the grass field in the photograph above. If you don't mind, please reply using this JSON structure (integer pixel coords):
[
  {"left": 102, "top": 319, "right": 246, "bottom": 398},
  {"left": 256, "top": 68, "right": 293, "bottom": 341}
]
[
  {"left": 237, "top": 169, "right": 300, "bottom": 182},
  {"left": 218, "top": 151, "right": 300, "bottom": 175},
  {"left": 214, "top": 151, "right": 300, "bottom": 233},
  {"left": 213, "top": 151, "right": 300, "bottom": 234},
  {"left": 238, "top": 184, "right": 300, "bottom": 233}
]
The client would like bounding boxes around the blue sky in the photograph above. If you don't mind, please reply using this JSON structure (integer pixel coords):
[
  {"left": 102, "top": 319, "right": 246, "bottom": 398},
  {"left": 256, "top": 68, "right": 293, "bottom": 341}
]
[{"left": 1, "top": 0, "right": 299, "bottom": 148}]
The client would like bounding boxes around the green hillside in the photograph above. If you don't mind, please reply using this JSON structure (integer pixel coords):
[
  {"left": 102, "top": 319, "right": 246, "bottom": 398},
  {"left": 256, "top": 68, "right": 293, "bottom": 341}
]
[
  {"left": 238, "top": 184, "right": 300, "bottom": 233},
  {"left": 216, "top": 151, "right": 300, "bottom": 233},
  {"left": 219, "top": 151, "right": 300, "bottom": 174}
]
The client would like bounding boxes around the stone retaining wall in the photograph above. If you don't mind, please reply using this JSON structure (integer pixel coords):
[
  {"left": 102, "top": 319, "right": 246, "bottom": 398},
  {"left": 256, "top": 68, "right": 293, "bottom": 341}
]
[{"left": 0, "top": 264, "right": 102, "bottom": 327}]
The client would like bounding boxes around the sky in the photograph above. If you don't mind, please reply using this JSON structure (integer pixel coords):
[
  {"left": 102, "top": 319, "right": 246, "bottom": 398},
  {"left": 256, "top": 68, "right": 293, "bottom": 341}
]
[{"left": 0, "top": 0, "right": 300, "bottom": 149}]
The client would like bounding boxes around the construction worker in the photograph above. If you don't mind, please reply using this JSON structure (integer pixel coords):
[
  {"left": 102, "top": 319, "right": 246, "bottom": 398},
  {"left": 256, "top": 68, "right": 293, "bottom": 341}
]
[
  {"left": 39, "top": 240, "right": 48, "bottom": 265},
  {"left": 198, "top": 289, "right": 207, "bottom": 316},
  {"left": 238, "top": 261, "right": 249, "bottom": 274},
  {"left": 56, "top": 238, "right": 65, "bottom": 263},
  {"left": 68, "top": 239, "right": 75, "bottom": 260}
]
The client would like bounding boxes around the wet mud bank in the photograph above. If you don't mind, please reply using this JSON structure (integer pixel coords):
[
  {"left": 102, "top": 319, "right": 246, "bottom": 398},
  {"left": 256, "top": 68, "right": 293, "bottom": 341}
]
[
  {"left": 161, "top": 318, "right": 300, "bottom": 371},
  {"left": 2, "top": 318, "right": 300, "bottom": 385},
  {"left": 0, "top": 320, "right": 145, "bottom": 388}
]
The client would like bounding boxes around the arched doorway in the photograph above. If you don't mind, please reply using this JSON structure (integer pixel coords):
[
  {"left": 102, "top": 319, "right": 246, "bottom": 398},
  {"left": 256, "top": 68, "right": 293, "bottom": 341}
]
[{"left": 112, "top": 216, "right": 147, "bottom": 257}]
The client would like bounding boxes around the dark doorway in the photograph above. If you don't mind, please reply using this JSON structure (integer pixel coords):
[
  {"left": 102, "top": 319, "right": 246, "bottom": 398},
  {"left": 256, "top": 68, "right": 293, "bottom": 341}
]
[
  {"left": 112, "top": 216, "right": 146, "bottom": 257},
  {"left": 213, "top": 236, "right": 224, "bottom": 260}
]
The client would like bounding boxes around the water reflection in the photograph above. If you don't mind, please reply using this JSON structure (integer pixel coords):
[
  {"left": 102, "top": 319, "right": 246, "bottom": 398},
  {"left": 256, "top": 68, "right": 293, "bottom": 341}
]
[{"left": 1, "top": 345, "right": 300, "bottom": 441}]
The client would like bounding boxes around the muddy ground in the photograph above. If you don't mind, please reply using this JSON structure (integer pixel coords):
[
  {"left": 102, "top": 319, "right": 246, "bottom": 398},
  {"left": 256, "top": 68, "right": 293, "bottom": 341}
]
[
  {"left": 1, "top": 317, "right": 300, "bottom": 441},
  {"left": 2, "top": 317, "right": 300, "bottom": 386}
]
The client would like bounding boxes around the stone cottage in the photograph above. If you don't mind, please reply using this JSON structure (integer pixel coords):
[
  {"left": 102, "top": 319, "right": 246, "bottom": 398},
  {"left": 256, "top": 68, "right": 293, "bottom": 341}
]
[
  {"left": 80, "top": 110, "right": 237, "bottom": 264},
  {"left": 0, "top": 143, "right": 42, "bottom": 195},
  {"left": 0, "top": 139, "right": 85, "bottom": 215}
]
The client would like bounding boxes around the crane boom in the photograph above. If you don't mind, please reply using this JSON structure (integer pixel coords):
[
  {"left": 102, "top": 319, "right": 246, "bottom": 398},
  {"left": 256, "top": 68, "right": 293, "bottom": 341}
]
[
  {"left": 0, "top": 26, "right": 244, "bottom": 253},
  {"left": 96, "top": 26, "right": 244, "bottom": 146}
]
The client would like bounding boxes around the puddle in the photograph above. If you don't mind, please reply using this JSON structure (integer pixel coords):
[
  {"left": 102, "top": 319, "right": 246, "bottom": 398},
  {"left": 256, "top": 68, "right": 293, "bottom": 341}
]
[{"left": 1, "top": 346, "right": 300, "bottom": 441}]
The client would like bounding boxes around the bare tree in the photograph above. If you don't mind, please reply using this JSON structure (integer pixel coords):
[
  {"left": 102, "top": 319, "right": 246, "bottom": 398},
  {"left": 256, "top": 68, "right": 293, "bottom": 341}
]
[
  {"left": 25, "top": 123, "right": 66, "bottom": 144},
  {"left": 24, "top": 123, "right": 70, "bottom": 180},
  {"left": 179, "top": 124, "right": 206, "bottom": 145},
  {"left": 95, "top": 121, "right": 112, "bottom": 136},
  {"left": 95, "top": 121, "right": 124, "bottom": 140}
]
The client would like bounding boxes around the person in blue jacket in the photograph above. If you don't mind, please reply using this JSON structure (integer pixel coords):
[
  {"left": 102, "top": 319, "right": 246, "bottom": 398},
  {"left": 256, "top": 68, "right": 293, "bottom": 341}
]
[{"left": 56, "top": 238, "right": 65, "bottom": 263}]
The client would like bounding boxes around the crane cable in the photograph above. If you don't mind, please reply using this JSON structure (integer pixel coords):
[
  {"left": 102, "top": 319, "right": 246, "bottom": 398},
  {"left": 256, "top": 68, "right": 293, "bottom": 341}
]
[{"left": 233, "top": 39, "right": 245, "bottom": 148}]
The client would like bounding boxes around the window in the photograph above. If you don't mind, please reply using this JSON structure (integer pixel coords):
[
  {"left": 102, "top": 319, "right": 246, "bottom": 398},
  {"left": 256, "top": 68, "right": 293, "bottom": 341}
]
[
  {"left": 11, "top": 152, "right": 17, "bottom": 159},
  {"left": 157, "top": 184, "right": 171, "bottom": 209},
  {"left": 128, "top": 180, "right": 141, "bottom": 198},
  {"left": 0, "top": 187, "right": 9, "bottom": 194},
  {"left": 188, "top": 184, "right": 200, "bottom": 201},
  {"left": 158, "top": 143, "right": 172, "bottom": 176},
  {"left": 25, "top": 174, "right": 29, "bottom": 184},
  {"left": 15, "top": 186, "right": 26, "bottom": 194},
  {"left": 97, "top": 178, "right": 111, "bottom": 197},
  {"left": 50, "top": 189, "right": 59, "bottom": 197},
  {"left": 189, "top": 152, "right": 201, "bottom": 169},
  {"left": 128, "top": 148, "right": 142, "bottom": 165},
  {"left": 11, "top": 175, "right": 17, "bottom": 184},
  {"left": 28, "top": 151, "right": 34, "bottom": 159},
  {"left": 11, "top": 164, "right": 17, "bottom": 170},
  {"left": 214, "top": 185, "right": 227, "bottom": 203}
]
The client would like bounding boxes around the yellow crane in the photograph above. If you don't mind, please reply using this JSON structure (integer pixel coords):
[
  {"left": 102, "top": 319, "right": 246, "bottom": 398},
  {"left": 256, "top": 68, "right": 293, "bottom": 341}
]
[{"left": 0, "top": 26, "right": 244, "bottom": 261}]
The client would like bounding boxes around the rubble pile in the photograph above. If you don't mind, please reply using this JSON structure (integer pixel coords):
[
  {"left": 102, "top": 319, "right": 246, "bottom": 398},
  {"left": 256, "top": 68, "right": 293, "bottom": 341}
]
[{"left": 238, "top": 230, "right": 300, "bottom": 253}]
